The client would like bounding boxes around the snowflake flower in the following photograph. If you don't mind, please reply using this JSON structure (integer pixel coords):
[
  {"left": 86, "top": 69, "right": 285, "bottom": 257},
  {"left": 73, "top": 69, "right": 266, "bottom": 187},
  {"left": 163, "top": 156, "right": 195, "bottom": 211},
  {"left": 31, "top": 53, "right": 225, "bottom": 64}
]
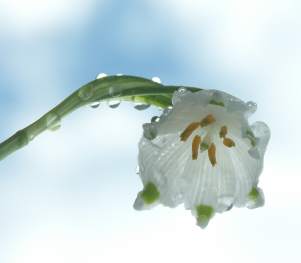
[{"left": 134, "top": 88, "right": 270, "bottom": 228}]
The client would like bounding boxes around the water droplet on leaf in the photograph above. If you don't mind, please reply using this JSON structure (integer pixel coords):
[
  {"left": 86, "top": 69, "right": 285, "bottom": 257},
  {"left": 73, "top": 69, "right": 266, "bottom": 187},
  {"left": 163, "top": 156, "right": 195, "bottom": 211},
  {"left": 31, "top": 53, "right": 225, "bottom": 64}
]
[
  {"left": 108, "top": 100, "right": 121, "bottom": 108},
  {"left": 46, "top": 113, "right": 61, "bottom": 131},
  {"left": 109, "top": 86, "right": 115, "bottom": 96},
  {"left": 78, "top": 85, "right": 94, "bottom": 101},
  {"left": 96, "top": 73, "right": 107, "bottom": 79},
  {"left": 90, "top": 101, "right": 100, "bottom": 108},
  {"left": 134, "top": 102, "right": 150, "bottom": 111},
  {"left": 152, "top": 77, "right": 161, "bottom": 84}
]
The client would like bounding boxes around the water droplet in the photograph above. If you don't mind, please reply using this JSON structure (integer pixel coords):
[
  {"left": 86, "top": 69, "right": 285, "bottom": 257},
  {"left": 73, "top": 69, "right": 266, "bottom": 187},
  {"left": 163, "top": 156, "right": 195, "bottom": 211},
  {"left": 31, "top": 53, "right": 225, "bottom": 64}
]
[
  {"left": 246, "top": 101, "right": 257, "bottom": 114},
  {"left": 178, "top": 87, "right": 187, "bottom": 93},
  {"left": 108, "top": 100, "right": 121, "bottom": 108},
  {"left": 109, "top": 86, "right": 115, "bottom": 96},
  {"left": 27, "top": 132, "right": 35, "bottom": 141},
  {"left": 151, "top": 116, "right": 160, "bottom": 123},
  {"left": 90, "top": 101, "right": 100, "bottom": 108},
  {"left": 136, "top": 165, "right": 140, "bottom": 175},
  {"left": 16, "top": 130, "right": 29, "bottom": 146},
  {"left": 46, "top": 113, "right": 61, "bottom": 131},
  {"left": 96, "top": 73, "right": 107, "bottom": 79},
  {"left": 172, "top": 87, "right": 190, "bottom": 104},
  {"left": 143, "top": 123, "right": 157, "bottom": 140},
  {"left": 151, "top": 77, "right": 161, "bottom": 84},
  {"left": 161, "top": 108, "right": 172, "bottom": 117},
  {"left": 78, "top": 85, "right": 94, "bottom": 101},
  {"left": 248, "top": 148, "right": 260, "bottom": 159},
  {"left": 134, "top": 102, "right": 150, "bottom": 111},
  {"left": 217, "top": 196, "right": 234, "bottom": 212}
]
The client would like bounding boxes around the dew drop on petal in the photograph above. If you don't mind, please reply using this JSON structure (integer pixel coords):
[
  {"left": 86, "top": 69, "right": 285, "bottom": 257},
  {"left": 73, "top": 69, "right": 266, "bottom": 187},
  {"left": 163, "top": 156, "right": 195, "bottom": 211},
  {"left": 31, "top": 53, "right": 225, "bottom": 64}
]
[
  {"left": 172, "top": 87, "right": 189, "bottom": 104},
  {"left": 143, "top": 123, "right": 157, "bottom": 140},
  {"left": 96, "top": 73, "right": 107, "bottom": 79},
  {"left": 217, "top": 196, "right": 234, "bottom": 212},
  {"left": 134, "top": 102, "right": 150, "bottom": 111},
  {"left": 46, "top": 113, "right": 61, "bottom": 131},
  {"left": 136, "top": 165, "right": 140, "bottom": 175},
  {"left": 90, "top": 101, "right": 100, "bottom": 108},
  {"left": 151, "top": 116, "right": 160, "bottom": 123},
  {"left": 108, "top": 100, "right": 121, "bottom": 108},
  {"left": 246, "top": 101, "right": 257, "bottom": 114},
  {"left": 152, "top": 76, "right": 161, "bottom": 84},
  {"left": 248, "top": 148, "right": 261, "bottom": 159}
]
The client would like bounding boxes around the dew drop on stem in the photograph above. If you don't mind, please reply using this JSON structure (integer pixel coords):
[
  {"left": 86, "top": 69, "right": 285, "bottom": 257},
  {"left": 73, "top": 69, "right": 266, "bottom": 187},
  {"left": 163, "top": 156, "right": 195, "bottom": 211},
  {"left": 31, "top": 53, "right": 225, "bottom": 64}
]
[
  {"left": 46, "top": 113, "right": 61, "bottom": 131},
  {"left": 90, "top": 101, "right": 100, "bottom": 108},
  {"left": 78, "top": 85, "right": 94, "bottom": 101},
  {"left": 134, "top": 102, "right": 150, "bottom": 111},
  {"left": 151, "top": 77, "right": 161, "bottom": 84},
  {"left": 96, "top": 73, "right": 107, "bottom": 79},
  {"left": 108, "top": 100, "right": 121, "bottom": 108}
]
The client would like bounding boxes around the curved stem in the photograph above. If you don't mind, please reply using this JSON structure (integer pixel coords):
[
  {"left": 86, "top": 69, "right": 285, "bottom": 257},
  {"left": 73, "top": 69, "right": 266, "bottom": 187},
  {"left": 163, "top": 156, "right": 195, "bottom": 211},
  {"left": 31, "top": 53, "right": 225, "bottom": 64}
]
[{"left": 0, "top": 75, "right": 201, "bottom": 161}]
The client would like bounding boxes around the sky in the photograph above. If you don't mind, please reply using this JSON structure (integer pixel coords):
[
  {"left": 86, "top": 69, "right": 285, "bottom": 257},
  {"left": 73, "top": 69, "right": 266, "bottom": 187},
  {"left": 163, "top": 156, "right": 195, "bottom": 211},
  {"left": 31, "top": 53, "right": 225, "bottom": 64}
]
[{"left": 0, "top": 0, "right": 300, "bottom": 262}]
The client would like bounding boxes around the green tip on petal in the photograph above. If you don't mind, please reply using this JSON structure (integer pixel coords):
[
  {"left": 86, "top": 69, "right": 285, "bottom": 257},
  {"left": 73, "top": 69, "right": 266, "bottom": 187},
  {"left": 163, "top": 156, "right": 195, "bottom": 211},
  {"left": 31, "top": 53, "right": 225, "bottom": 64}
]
[
  {"left": 247, "top": 187, "right": 265, "bottom": 209},
  {"left": 246, "top": 129, "right": 257, "bottom": 147},
  {"left": 196, "top": 204, "right": 214, "bottom": 228},
  {"left": 248, "top": 187, "right": 259, "bottom": 200},
  {"left": 141, "top": 182, "right": 160, "bottom": 204}
]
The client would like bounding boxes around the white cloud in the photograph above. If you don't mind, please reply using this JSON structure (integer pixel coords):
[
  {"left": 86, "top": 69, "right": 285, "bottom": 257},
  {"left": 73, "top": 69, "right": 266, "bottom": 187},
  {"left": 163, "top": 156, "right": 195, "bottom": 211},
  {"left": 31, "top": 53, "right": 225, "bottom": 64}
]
[
  {"left": 149, "top": 0, "right": 300, "bottom": 72},
  {"left": 0, "top": 0, "right": 99, "bottom": 36}
]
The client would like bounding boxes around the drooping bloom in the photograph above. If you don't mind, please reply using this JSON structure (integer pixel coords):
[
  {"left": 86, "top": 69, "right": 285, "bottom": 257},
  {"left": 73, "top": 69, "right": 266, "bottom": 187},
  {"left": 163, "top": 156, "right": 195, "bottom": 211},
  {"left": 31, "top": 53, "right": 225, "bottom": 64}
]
[{"left": 134, "top": 88, "right": 270, "bottom": 228}]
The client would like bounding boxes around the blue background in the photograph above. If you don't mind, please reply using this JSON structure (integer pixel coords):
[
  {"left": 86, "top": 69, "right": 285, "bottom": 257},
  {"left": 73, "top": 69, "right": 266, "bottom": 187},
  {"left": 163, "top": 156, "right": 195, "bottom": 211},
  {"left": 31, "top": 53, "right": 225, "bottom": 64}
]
[{"left": 0, "top": 1, "right": 300, "bottom": 262}]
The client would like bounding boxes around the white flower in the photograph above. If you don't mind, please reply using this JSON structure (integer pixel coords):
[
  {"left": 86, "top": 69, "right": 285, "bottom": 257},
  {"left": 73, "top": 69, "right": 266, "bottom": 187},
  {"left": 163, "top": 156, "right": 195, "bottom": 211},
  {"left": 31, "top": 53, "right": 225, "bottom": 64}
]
[{"left": 134, "top": 88, "right": 270, "bottom": 228}]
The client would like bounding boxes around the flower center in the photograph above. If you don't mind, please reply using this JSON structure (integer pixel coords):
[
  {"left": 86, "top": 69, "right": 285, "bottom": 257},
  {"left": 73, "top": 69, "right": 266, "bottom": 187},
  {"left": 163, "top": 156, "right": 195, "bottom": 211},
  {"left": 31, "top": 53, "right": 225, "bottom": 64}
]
[{"left": 180, "top": 114, "right": 236, "bottom": 166}]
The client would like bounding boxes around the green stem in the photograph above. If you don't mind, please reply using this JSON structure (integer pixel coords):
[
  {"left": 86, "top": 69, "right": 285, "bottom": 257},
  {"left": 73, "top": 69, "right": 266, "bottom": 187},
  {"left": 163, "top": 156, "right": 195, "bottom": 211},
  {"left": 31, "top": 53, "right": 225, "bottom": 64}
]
[{"left": 0, "top": 75, "right": 200, "bottom": 161}]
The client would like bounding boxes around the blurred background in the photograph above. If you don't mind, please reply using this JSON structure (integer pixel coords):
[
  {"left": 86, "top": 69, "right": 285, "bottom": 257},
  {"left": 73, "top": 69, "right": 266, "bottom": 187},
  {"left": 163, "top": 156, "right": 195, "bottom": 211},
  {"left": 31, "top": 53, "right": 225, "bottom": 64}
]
[{"left": 0, "top": 0, "right": 300, "bottom": 262}]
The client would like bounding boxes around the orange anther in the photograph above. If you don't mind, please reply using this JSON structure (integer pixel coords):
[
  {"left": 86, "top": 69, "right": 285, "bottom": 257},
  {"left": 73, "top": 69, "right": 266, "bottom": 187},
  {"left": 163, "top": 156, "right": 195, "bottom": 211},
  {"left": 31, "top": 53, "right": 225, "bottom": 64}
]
[
  {"left": 219, "top": 126, "right": 227, "bottom": 138},
  {"left": 200, "top": 114, "right": 216, "bottom": 127},
  {"left": 180, "top": 122, "right": 200, "bottom": 141},
  {"left": 192, "top": 135, "right": 201, "bottom": 160},
  {"left": 208, "top": 143, "right": 217, "bottom": 166},
  {"left": 223, "top": 138, "right": 236, "bottom": 147}
]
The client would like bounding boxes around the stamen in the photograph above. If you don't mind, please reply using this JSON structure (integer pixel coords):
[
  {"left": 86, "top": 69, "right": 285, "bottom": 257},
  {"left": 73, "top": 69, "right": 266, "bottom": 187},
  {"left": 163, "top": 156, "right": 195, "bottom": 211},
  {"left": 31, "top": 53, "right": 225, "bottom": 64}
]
[
  {"left": 180, "top": 122, "right": 200, "bottom": 141},
  {"left": 219, "top": 126, "right": 227, "bottom": 138},
  {"left": 192, "top": 135, "right": 201, "bottom": 160},
  {"left": 208, "top": 143, "right": 217, "bottom": 166},
  {"left": 223, "top": 138, "right": 236, "bottom": 147},
  {"left": 200, "top": 114, "right": 216, "bottom": 127}
]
